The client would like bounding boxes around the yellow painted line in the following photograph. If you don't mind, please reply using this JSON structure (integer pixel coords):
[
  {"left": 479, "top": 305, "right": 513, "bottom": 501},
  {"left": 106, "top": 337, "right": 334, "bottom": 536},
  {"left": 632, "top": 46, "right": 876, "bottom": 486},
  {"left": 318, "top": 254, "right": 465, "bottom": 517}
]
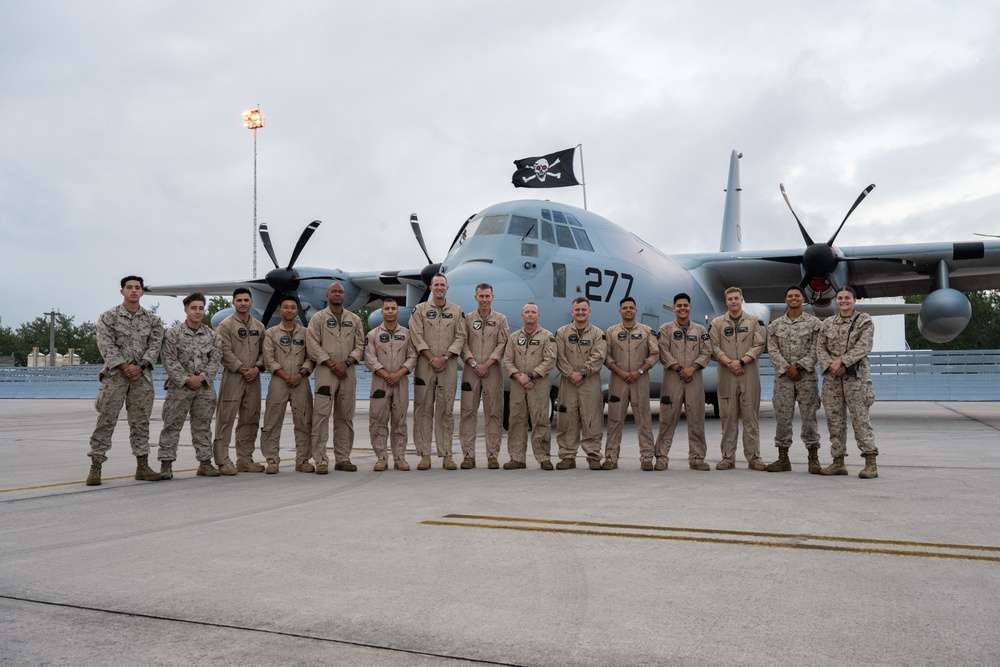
[
  {"left": 443, "top": 513, "right": 1000, "bottom": 553},
  {"left": 422, "top": 520, "right": 1000, "bottom": 563}
]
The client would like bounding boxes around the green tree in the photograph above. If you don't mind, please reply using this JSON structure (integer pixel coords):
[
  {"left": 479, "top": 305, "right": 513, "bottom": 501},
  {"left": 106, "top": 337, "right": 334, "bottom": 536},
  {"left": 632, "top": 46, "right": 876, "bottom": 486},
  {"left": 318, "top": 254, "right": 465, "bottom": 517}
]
[
  {"left": 205, "top": 296, "right": 231, "bottom": 328},
  {"left": 904, "top": 290, "right": 1000, "bottom": 350},
  {"left": 354, "top": 304, "right": 376, "bottom": 339},
  {"left": 8, "top": 314, "right": 102, "bottom": 364}
]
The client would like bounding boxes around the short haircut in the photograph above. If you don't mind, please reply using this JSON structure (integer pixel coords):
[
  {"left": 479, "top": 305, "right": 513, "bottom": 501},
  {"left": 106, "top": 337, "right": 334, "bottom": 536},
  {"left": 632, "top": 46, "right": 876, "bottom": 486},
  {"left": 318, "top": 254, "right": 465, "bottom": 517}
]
[
  {"left": 673, "top": 292, "right": 691, "bottom": 304},
  {"left": 381, "top": 297, "right": 398, "bottom": 306},
  {"left": 572, "top": 296, "right": 590, "bottom": 306},
  {"left": 279, "top": 295, "right": 298, "bottom": 307},
  {"left": 837, "top": 285, "right": 858, "bottom": 298},
  {"left": 725, "top": 286, "right": 743, "bottom": 297},
  {"left": 432, "top": 273, "right": 448, "bottom": 284},
  {"left": 233, "top": 287, "right": 251, "bottom": 299},
  {"left": 183, "top": 292, "right": 206, "bottom": 307},
  {"left": 619, "top": 296, "right": 636, "bottom": 306},
  {"left": 785, "top": 285, "right": 805, "bottom": 298},
  {"left": 121, "top": 275, "right": 144, "bottom": 289},
  {"left": 475, "top": 283, "right": 493, "bottom": 293}
]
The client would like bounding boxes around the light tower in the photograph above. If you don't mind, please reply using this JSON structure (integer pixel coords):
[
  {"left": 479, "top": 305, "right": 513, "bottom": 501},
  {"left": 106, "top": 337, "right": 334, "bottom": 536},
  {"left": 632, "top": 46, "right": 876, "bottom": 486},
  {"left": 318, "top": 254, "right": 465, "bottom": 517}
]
[{"left": 243, "top": 106, "right": 264, "bottom": 278}]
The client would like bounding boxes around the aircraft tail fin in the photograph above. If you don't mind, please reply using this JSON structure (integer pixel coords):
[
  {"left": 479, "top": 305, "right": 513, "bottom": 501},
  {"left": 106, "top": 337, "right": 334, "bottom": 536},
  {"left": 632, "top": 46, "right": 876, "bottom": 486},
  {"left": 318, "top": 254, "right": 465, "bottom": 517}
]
[{"left": 720, "top": 150, "right": 742, "bottom": 252}]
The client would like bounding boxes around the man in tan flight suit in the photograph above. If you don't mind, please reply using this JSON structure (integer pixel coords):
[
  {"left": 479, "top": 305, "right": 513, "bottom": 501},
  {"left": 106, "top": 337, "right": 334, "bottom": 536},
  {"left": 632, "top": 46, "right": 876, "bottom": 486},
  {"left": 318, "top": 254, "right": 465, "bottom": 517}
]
[
  {"left": 555, "top": 297, "right": 608, "bottom": 470},
  {"left": 656, "top": 292, "right": 713, "bottom": 471},
  {"left": 307, "top": 282, "right": 365, "bottom": 474},
  {"left": 260, "top": 296, "right": 314, "bottom": 474},
  {"left": 458, "top": 283, "right": 509, "bottom": 469},
  {"left": 213, "top": 287, "right": 265, "bottom": 475},
  {"left": 503, "top": 302, "right": 557, "bottom": 470},
  {"left": 604, "top": 297, "right": 658, "bottom": 470},
  {"left": 765, "top": 285, "right": 822, "bottom": 474},
  {"left": 157, "top": 292, "right": 223, "bottom": 478},
  {"left": 710, "top": 286, "right": 767, "bottom": 470},
  {"left": 86, "top": 275, "right": 164, "bottom": 486},
  {"left": 410, "top": 273, "right": 467, "bottom": 470},
  {"left": 365, "top": 297, "right": 417, "bottom": 471}
]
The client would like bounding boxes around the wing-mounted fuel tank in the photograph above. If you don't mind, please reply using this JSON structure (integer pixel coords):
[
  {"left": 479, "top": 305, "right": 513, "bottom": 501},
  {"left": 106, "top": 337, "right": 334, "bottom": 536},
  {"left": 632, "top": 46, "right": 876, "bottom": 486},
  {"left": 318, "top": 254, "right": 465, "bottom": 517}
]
[{"left": 917, "top": 260, "right": 972, "bottom": 343}]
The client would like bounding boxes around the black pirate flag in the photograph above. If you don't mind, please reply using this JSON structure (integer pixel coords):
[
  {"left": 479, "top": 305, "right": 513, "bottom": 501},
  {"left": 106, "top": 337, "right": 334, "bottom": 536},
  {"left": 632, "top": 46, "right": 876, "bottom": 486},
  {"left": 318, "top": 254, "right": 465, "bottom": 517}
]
[{"left": 512, "top": 147, "right": 580, "bottom": 188}]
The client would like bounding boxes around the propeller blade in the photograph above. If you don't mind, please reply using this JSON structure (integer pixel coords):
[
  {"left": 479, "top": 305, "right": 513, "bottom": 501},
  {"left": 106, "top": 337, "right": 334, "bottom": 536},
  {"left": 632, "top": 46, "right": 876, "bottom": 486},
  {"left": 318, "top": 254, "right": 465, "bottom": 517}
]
[
  {"left": 287, "top": 220, "right": 322, "bottom": 269},
  {"left": 259, "top": 290, "right": 285, "bottom": 329},
  {"left": 827, "top": 184, "right": 875, "bottom": 246},
  {"left": 292, "top": 293, "right": 309, "bottom": 326},
  {"left": 780, "top": 183, "right": 814, "bottom": 246},
  {"left": 258, "top": 223, "right": 280, "bottom": 269},
  {"left": 411, "top": 214, "right": 434, "bottom": 264}
]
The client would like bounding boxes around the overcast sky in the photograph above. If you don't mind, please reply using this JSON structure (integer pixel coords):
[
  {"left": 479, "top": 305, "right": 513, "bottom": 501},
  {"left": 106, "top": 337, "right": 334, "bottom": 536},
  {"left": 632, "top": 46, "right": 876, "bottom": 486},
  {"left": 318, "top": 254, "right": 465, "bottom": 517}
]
[{"left": 2, "top": 0, "right": 998, "bottom": 327}]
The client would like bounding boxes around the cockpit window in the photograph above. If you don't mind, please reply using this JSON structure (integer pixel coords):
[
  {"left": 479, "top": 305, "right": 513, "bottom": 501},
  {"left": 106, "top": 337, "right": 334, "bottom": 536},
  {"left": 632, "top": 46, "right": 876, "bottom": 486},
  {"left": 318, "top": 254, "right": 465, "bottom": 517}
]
[
  {"left": 571, "top": 227, "right": 594, "bottom": 251},
  {"left": 509, "top": 215, "right": 537, "bottom": 239},
  {"left": 477, "top": 214, "right": 508, "bottom": 235},
  {"left": 540, "top": 209, "right": 552, "bottom": 221},
  {"left": 551, "top": 210, "right": 567, "bottom": 224},
  {"left": 555, "top": 224, "right": 576, "bottom": 249},
  {"left": 540, "top": 220, "right": 555, "bottom": 244},
  {"left": 566, "top": 213, "right": 582, "bottom": 227}
]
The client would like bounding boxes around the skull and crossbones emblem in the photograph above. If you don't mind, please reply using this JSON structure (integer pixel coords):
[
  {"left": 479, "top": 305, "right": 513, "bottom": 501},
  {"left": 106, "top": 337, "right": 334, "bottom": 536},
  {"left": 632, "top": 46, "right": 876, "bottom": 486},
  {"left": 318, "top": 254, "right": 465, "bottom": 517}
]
[{"left": 522, "top": 157, "right": 562, "bottom": 184}]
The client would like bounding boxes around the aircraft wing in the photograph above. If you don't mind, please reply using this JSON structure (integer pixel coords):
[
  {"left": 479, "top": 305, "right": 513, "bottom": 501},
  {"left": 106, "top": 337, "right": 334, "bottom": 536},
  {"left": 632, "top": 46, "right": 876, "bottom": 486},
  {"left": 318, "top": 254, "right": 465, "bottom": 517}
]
[
  {"left": 144, "top": 280, "right": 266, "bottom": 298},
  {"left": 675, "top": 240, "right": 1000, "bottom": 303}
]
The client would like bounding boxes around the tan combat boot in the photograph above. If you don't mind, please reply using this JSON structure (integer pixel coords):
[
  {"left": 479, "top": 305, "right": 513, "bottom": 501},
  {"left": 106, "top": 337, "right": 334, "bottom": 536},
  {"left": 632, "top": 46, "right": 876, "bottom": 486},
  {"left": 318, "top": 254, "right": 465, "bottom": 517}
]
[
  {"left": 135, "top": 455, "right": 162, "bottom": 481},
  {"left": 487, "top": 457, "right": 499, "bottom": 470},
  {"left": 859, "top": 453, "right": 879, "bottom": 479},
  {"left": 394, "top": 459, "right": 410, "bottom": 471},
  {"left": 265, "top": 461, "right": 279, "bottom": 474},
  {"left": 417, "top": 456, "right": 432, "bottom": 470},
  {"left": 334, "top": 460, "right": 358, "bottom": 472},
  {"left": 373, "top": 460, "right": 388, "bottom": 472},
  {"left": 460, "top": 457, "right": 476, "bottom": 469},
  {"left": 765, "top": 447, "right": 791, "bottom": 472},
  {"left": 820, "top": 456, "right": 848, "bottom": 476},
  {"left": 197, "top": 460, "right": 221, "bottom": 477},
  {"left": 236, "top": 459, "right": 265, "bottom": 473},
  {"left": 160, "top": 460, "right": 173, "bottom": 480},
  {"left": 442, "top": 456, "right": 458, "bottom": 470},
  {"left": 807, "top": 449, "right": 821, "bottom": 474},
  {"left": 86, "top": 460, "right": 102, "bottom": 486}
]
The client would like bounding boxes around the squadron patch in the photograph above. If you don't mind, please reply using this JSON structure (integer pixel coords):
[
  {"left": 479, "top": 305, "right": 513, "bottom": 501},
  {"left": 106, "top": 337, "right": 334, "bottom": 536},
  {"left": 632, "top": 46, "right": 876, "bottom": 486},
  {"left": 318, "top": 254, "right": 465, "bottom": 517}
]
[
  {"left": 279, "top": 335, "right": 291, "bottom": 346},
  {"left": 326, "top": 318, "right": 338, "bottom": 329},
  {"left": 474, "top": 321, "right": 483, "bottom": 330},
  {"left": 517, "top": 337, "right": 527, "bottom": 346},
  {"left": 724, "top": 327, "right": 735, "bottom": 336},
  {"left": 426, "top": 310, "right": 437, "bottom": 320},
  {"left": 673, "top": 331, "right": 684, "bottom": 340},
  {"left": 568, "top": 334, "right": 579, "bottom": 344},
  {"left": 617, "top": 332, "right": 628, "bottom": 341},
  {"left": 379, "top": 333, "right": 390, "bottom": 343},
  {"left": 701, "top": 333, "right": 711, "bottom": 340},
  {"left": 238, "top": 328, "right": 248, "bottom": 339}
]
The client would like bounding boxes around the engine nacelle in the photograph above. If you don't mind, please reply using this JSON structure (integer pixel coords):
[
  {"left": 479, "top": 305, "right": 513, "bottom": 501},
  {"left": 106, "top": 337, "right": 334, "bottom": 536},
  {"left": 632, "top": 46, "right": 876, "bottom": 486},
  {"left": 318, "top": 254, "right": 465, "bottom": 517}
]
[
  {"left": 368, "top": 308, "right": 412, "bottom": 330},
  {"left": 917, "top": 288, "right": 971, "bottom": 343}
]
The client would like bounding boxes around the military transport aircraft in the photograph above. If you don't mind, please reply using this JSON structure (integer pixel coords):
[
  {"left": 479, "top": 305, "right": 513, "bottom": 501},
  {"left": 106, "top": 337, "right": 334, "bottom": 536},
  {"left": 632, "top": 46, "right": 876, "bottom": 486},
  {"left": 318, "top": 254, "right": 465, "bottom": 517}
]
[{"left": 146, "top": 150, "right": 1000, "bottom": 408}]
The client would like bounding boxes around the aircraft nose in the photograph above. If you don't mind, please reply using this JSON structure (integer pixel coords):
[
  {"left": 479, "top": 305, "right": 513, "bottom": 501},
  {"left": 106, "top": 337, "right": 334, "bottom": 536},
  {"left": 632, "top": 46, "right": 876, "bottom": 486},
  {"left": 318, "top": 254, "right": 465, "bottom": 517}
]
[{"left": 443, "top": 262, "right": 536, "bottom": 307}]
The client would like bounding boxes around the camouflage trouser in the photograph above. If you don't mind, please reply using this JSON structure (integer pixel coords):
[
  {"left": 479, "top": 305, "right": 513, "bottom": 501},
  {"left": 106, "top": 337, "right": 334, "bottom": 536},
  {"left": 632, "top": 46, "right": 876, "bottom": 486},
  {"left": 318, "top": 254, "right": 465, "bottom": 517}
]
[
  {"left": 506, "top": 380, "right": 552, "bottom": 464},
  {"left": 213, "top": 372, "right": 262, "bottom": 466},
  {"left": 158, "top": 385, "right": 216, "bottom": 462},
  {"left": 655, "top": 370, "right": 707, "bottom": 463},
  {"left": 369, "top": 378, "right": 409, "bottom": 461},
  {"left": 88, "top": 372, "right": 155, "bottom": 463},
  {"left": 821, "top": 373, "right": 877, "bottom": 458},
  {"left": 772, "top": 373, "right": 821, "bottom": 451},
  {"left": 311, "top": 365, "right": 357, "bottom": 465},
  {"left": 260, "top": 379, "right": 314, "bottom": 466},
  {"left": 606, "top": 373, "right": 654, "bottom": 463},
  {"left": 459, "top": 365, "right": 504, "bottom": 460}
]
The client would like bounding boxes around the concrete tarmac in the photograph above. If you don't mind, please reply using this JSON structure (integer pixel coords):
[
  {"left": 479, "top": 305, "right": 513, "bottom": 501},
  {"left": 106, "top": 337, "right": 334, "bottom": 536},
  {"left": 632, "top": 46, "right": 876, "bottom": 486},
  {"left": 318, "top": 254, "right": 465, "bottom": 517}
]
[{"left": 2, "top": 399, "right": 999, "bottom": 666}]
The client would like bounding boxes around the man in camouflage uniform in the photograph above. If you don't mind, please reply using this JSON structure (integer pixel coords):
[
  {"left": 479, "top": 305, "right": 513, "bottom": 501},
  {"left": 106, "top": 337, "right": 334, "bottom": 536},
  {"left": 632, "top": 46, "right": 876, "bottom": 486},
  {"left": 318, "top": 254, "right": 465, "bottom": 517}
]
[
  {"left": 604, "top": 297, "right": 658, "bottom": 470},
  {"left": 555, "top": 297, "right": 608, "bottom": 470},
  {"left": 410, "top": 273, "right": 467, "bottom": 470},
  {"left": 364, "top": 297, "right": 417, "bottom": 471},
  {"left": 260, "top": 296, "right": 314, "bottom": 474},
  {"left": 656, "top": 293, "right": 713, "bottom": 471},
  {"left": 710, "top": 286, "right": 767, "bottom": 471},
  {"left": 86, "top": 275, "right": 165, "bottom": 486},
  {"left": 765, "top": 286, "right": 822, "bottom": 474},
  {"left": 502, "top": 302, "right": 557, "bottom": 470},
  {"left": 307, "top": 282, "right": 365, "bottom": 474},
  {"left": 213, "top": 287, "right": 266, "bottom": 475},
  {"left": 817, "top": 286, "right": 879, "bottom": 479},
  {"left": 459, "top": 283, "right": 509, "bottom": 469},
  {"left": 157, "top": 292, "right": 224, "bottom": 478}
]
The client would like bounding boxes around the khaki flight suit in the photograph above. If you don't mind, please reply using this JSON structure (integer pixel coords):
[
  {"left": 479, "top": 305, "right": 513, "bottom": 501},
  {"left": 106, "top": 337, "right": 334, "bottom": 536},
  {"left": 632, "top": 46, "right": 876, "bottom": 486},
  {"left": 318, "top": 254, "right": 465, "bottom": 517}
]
[
  {"left": 307, "top": 307, "right": 365, "bottom": 466},
  {"left": 260, "top": 322, "right": 315, "bottom": 467},
  {"left": 503, "top": 326, "right": 557, "bottom": 465},
  {"left": 656, "top": 321, "right": 712, "bottom": 463},
  {"left": 158, "top": 323, "right": 222, "bottom": 463},
  {"left": 409, "top": 299, "right": 467, "bottom": 459},
  {"left": 555, "top": 322, "right": 607, "bottom": 464},
  {"left": 88, "top": 304, "right": 164, "bottom": 463},
  {"left": 710, "top": 312, "right": 767, "bottom": 464},
  {"left": 459, "top": 309, "right": 509, "bottom": 461},
  {"left": 604, "top": 322, "right": 659, "bottom": 464},
  {"left": 767, "top": 312, "right": 822, "bottom": 453},
  {"left": 365, "top": 323, "right": 417, "bottom": 462},
  {"left": 817, "top": 313, "right": 877, "bottom": 458},
  {"left": 213, "top": 313, "right": 265, "bottom": 467}
]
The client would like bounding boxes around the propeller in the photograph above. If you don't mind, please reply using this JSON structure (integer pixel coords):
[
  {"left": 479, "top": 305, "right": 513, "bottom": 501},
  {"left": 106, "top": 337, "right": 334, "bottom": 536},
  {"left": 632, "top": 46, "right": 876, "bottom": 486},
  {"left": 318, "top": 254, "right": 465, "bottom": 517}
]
[
  {"left": 257, "top": 220, "right": 343, "bottom": 326},
  {"left": 776, "top": 183, "right": 876, "bottom": 300},
  {"left": 409, "top": 214, "right": 441, "bottom": 303}
]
